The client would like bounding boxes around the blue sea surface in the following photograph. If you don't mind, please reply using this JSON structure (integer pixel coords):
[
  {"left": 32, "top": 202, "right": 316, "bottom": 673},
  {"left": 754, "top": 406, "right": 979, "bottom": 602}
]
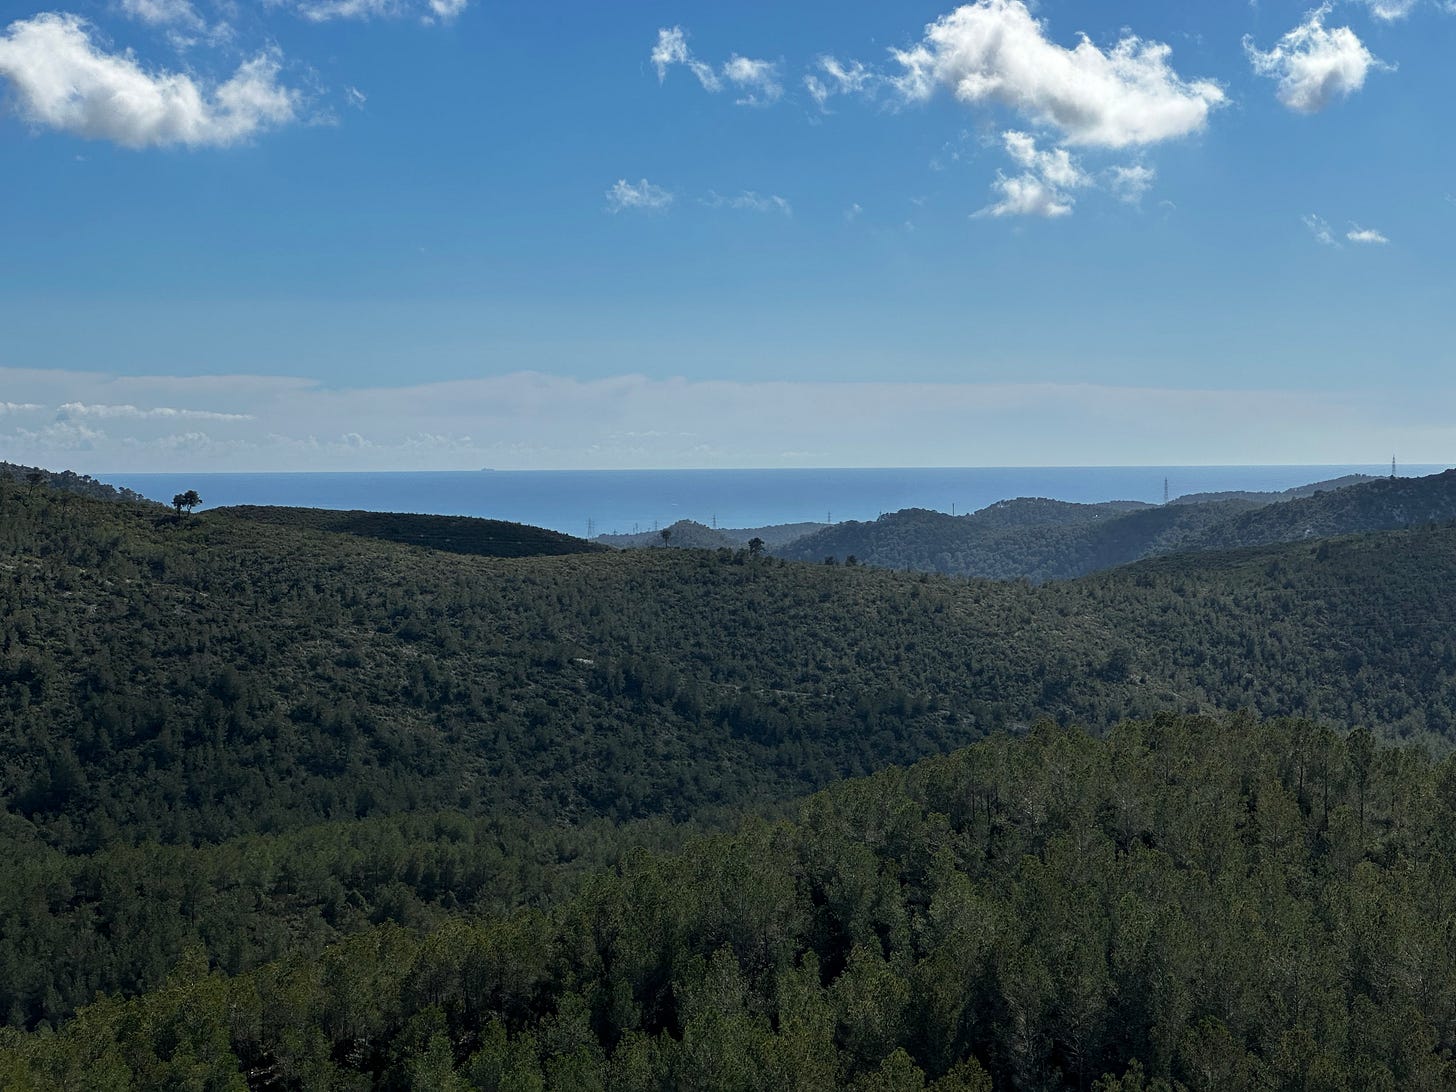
[{"left": 103, "top": 466, "right": 1445, "bottom": 538}]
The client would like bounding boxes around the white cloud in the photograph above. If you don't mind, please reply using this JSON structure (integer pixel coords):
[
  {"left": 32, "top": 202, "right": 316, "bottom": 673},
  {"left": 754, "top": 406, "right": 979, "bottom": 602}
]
[
  {"left": 651, "top": 26, "right": 779, "bottom": 105},
  {"left": 3, "top": 365, "right": 1454, "bottom": 473},
  {"left": 56, "top": 402, "right": 254, "bottom": 421},
  {"left": 651, "top": 26, "right": 720, "bottom": 90},
  {"left": 1347, "top": 225, "right": 1389, "bottom": 244},
  {"left": 890, "top": 0, "right": 1224, "bottom": 148},
  {"left": 704, "top": 190, "right": 793, "bottom": 215},
  {"left": 978, "top": 130, "right": 1088, "bottom": 218},
  {"left": 119, "top": 0, "right": 203, "bottom": 29},
  {"left": 804, "top": 56, "right": 877, "bottom": 108},
  {"left": 1107, "top": 164, "right": 1156, "bottom": 204},
  {"left": 722, "top": 55, "right": 782, "bottom": 106},
  {"left": 1245, "top": 6, "right": 1385, "bottom": 113},
  {"left": 0, "top": 14, "right": 300, "bottom": 148},
  {"left": 1359, "top": 0, "right": 1419, "bottom": 19},
  {"left": 280, "top": 0, "right": 466, "bottom": 22},
  {"left": 0, "top": 402, "right": 45, "bottom": 414},
  {"left": 606, "top": 178, "right": 674, "bottom": 213},
  {"left": 1303, "top": 213, "right": 1339, "bottom": 246},
  {"left": 344, "top": 85, "right": 367, "bottom": 109}
]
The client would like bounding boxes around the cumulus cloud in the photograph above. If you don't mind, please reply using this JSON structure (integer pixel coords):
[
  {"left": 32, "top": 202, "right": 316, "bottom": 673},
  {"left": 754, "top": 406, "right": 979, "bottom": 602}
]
[
  {"left": 1347, "top": 225, "right": 1389, "bottom": 244},
  {"left": 651, "top": 26, "right": 781, "bottom": 105},
  {"left": 977, "top": 130, "right": 1088, "bottom": 218},
  {"left": 890, "top": 0, "right": 1224, "bottom": 148},
  {"left": 605, "top": 178, "right": 674, "bottom": 213},
  {"left": 0, "top": 402, "right": 45, "bottom": 414},
  {"left": 1245, "top": 6, "right": 1386, "bottom": 113},
  {"left": 0, "top": 14, "right": 300, "bottom": 147},
  {"left": 804, "top": 56, "right": 877, "bottom": 108}
]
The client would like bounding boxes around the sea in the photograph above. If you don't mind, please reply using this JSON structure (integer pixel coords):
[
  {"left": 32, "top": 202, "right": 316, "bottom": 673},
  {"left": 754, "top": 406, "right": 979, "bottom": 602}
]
[{"left": 102, "top": 465, "right": 1446, "bottom": 539}]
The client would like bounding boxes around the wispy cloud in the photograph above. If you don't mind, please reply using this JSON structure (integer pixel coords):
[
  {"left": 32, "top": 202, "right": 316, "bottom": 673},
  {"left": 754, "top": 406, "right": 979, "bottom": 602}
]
[
  {"left": 1245, "top": 6, "right": 1386, "bottom": 113},
  {"left": 1358, "top": 0, "right": 1420, "bottom": 20},
  {"left": 804, "top": 56, "right": 878, "bottom": 109},
  {"left": 3, "top": 366, "right": 1451, "bottom": 472},
  {"left": 605, "top": 178, "right": 674, "bottom": 213},
  {"left": 1304, "top": 213, "right": 1340, "bottom": 246},
  {"left": 282, "top": 0, "right": 467, "bottom": 23},
  {"left": 56, "top": 402, "right": 255, "bottom": 421},
  {"left": 119, "top": 0, "right": 204, "bottom": 30},
  {"left": 978, "top": 131, "right": 1088, "bottom": 218},
  {"left": 651, "top": 26, "right": 782, "bottom": 106},
  {"left": 1347, "top": 225, "right": 1390, "bottom": 244},
  {"left": 0, "top": 14, "right": 300, "bottom": 147},
  {"left": 1107, "top": 164, "right": 1157, "bottom": 205},
  {"left": 703, "top": 190, "right": 793, "bottom": 215}
]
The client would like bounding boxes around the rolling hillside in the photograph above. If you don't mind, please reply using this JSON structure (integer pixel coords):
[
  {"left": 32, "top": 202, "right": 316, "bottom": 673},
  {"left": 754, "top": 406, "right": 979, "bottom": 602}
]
[
  {"left": 218, "top": 504, "right": 608, "bottom": 558},
  {"left": 778, "top": 470, "right": 1452, "bottom": 581},
  {"left": 4, "top": 473, "right": 1456, "bottom": 1032}
]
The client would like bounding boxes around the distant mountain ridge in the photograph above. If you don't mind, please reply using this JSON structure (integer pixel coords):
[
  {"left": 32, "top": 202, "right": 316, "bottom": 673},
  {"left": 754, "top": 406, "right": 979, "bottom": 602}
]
[{"left": 776, "top": 471, "right": 1448, "bottom": 581}]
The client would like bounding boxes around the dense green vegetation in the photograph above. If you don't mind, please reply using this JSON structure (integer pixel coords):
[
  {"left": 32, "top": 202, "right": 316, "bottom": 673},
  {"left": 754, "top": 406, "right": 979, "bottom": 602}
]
[
  {"left": 6, "top": 472, "right": 1456, "bottom": 1036},
  {"left": 220, "top": 506, "right": 607, "bottom": 559},
  {"left": 0, "top": 461, "right": 154, "bottom": 506},
  {"left": 779, "top": 471, "right": 1454, "bottom": 581},
  {"left": 597, "top": 518, "right": 828, "bottom": 551},
  {"left": 5, "top": 715, "right": 1455, "bottom": 1090}
]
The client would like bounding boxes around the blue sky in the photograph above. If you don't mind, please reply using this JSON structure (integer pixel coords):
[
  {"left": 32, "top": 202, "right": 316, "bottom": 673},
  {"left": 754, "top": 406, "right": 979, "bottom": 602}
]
[{"left": 1, "top": 0, "right": 1453, "bottom": 470}]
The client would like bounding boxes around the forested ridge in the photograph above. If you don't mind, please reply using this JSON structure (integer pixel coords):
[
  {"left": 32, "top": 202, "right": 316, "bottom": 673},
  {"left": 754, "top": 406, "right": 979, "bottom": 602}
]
[
  {"left": 779, "top": 469, "right": 1456, "bottom": 581},
  {"left": 216, "top": 506, "right": 607, "bottom": 560},
  {"left": 5, "top": 473, "right": 1456, "bottom": 1086},
  {"left": 4, "top": 715, "right": 1455, "bottom": 1090}
]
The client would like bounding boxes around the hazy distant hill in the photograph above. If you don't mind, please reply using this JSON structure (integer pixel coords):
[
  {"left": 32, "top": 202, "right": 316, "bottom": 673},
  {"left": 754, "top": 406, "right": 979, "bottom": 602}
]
[
  {"left": 1166, "top": 472, "right": 1379, "bottom": 505},
  {"left": 596, "top": 517, "right": 828, "bottom": 551},
  {"left": 218, "top": 504, "right": 608, "bottom": 558},
  {"left": 777, "top": 472, "right": 1438, "bottom": 581}
]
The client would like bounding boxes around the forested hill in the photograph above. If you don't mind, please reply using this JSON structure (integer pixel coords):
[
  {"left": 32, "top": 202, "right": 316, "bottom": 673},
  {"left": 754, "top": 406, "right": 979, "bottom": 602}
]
[
  {"left": 218, "top": 504, "right": 608, "bottom": 558},
  {"left": 1190, "top": 468, "right": 1456, "bottom": 548},
  {"left": 1166, "top": 472, "right": 1378, "bottom": 505},
  {"left": 778, "top": 470, "right": 1454, "bottom": 580},
  {"left": 0, "top": 461, "right": 154, "bottom": 506},
  {"left": 5, "top": 474, "right": 1456, "bottom": 1032},
  {"left": 6, "top": 714, "right": 1455, "bottom": 1090},
  {"left": 596, "top": 518, "right": 828, "bottom": 550}
]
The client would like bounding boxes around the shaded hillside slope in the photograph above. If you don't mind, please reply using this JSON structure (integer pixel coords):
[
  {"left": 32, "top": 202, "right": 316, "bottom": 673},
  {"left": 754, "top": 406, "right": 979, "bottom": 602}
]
[
  {"left": 777, "top": 498, "right": 1257, "bottom": 580},
  {"left": 781, "top": 471, "right": 1451, "bottom": 581},
  {"left": 217, "top": 504, "right": 608, "bottom": 558}
]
